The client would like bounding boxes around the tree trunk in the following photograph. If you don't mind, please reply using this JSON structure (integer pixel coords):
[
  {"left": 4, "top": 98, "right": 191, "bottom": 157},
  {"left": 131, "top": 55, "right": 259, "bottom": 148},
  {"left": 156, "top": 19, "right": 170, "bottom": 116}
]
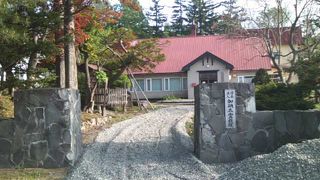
[
  {"left": 54, "top": 0, "right": 65, "bottom": 88},
  {"left": 27, "top": 51, "right": 38, "bottom": 82},
  {"left": 5, "top": 69, "right": 14, "bottom": 97},
  {"left": 82, "top": 55, "right": 92, "bottom": 111},
  {"left": 64, "top": 0, "right": 78, "bottom": 89}
]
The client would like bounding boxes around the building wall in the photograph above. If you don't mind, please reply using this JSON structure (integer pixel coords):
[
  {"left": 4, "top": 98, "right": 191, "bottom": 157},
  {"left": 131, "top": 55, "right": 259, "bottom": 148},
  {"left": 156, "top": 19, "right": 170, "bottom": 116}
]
[
  {"left": 230, "top": 71, "right": 257, "bottom": 83},
  {"left": 187, "top": 57, "right": 230, "bottom": 99},
  {"left": 272, "top": 45, "right": 299, "bottom": 83},
  {"left": 131, "top": 73, "right": 188, "bottom": 100}
]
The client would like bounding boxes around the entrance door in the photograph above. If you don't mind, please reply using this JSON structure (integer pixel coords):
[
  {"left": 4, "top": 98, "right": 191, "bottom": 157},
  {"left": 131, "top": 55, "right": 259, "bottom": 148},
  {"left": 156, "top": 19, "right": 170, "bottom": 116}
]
[{"left": 199, "top": 71, "right": 218, "bottom": 84}]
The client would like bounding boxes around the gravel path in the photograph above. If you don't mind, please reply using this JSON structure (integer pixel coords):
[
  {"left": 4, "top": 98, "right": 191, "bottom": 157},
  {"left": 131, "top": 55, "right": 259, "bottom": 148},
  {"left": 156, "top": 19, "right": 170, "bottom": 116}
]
[
  {"left": 68, "top": 106, "right": 320, "bottom": 180},
  {"left": 68, "top": 106, "right": 221, "bottom": 180}
]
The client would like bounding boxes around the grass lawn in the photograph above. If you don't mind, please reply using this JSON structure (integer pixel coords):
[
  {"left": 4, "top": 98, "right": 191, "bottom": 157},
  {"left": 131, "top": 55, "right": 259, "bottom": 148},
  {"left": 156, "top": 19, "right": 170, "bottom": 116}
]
[
  {"left": 316, "top": 104, "right": 320, "bottom": 110},
  {"left": 0, "top": 168, "right": 67, "bottom": 180}
]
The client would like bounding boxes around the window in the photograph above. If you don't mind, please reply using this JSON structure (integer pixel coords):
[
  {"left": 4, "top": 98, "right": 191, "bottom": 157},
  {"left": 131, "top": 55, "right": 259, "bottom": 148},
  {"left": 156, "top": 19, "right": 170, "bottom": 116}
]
[
  {"left": 182, "top": 78, "right": 187, "bottom": 90},
  {"left": 238, "top": 76, "right": 254, "bottom": 83},
  {"left": 170, "top": 78, "right": 181, "bottom": 91},
  {"left": 152, "top": 79, "right": 162, "bottom": 91},
  {"left": 238, "top": 76, "right": 245, "bottom": 83},
  {"left": 146, "top": 78, "right": 152, "bottom": 91},
  {"left": 199, "top": 71, "right": 218, "bottom": 84},
  {"left": 135, "top": 79, "right": 144, "bottom": 91},
  {"left": 164, "top": 78, "right": 169, "bottom": 91}
]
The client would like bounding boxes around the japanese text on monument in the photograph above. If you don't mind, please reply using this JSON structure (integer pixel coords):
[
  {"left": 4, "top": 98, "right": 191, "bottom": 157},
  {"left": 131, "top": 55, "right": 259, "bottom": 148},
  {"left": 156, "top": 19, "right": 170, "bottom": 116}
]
[{"left": 225, "top": 89, "right": 236, "bottom": 128}]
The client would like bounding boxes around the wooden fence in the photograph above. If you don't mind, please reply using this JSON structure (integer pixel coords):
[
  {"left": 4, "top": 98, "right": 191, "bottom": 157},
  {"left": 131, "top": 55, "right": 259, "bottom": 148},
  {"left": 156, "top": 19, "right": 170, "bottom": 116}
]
[{"left": 94, "top": 88, "right": 128, "bottom": 107}]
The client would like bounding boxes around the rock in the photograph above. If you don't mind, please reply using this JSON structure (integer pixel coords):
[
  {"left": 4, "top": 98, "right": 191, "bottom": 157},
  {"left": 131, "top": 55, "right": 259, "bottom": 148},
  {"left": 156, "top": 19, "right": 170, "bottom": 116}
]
[
  {"left": 12, "top": 149, "right": 24, "bottom": 166},
  {"left": 274, "top": 111, "right": 287, "bottom": 133},
  {"left": 0, "top": 120, "right": 15, "bottom": 138},
  {"left": 49, "top": 149, "right": 66, "bottom": 167},
  {"left": 0, "top": 154, "right": 11, "bottom": 168},
  {"left": 253, "top": 111, "right": 274, "bottom": 129},
  {"left": 199, "top": 149, "right": 218, "bottom": 163},
  {"left": 229, "top": 132, "right": 247, "bottom": 148},
  {"left": 47, "top": 123, "right": 62, "bottom": 149},
  {"left": 303, "top": 111, "right": 320, "bottom": 138},
  {"left": 218, "top": 133, "right": 233, "bottom": 150},
  {"left": 251, "top": 130, "right": 268, "bottom": 152},
  {"left": 218, "top": 149, "right": 236, "bottom": 163},
  {"left": 30, "top": 140, "right": 48, "bottom": 161},
  {"left": 285, "top": 111, "right": 303, "bottom": 137},
  {"left": 0, "top": 138, "right": 11, "bottom": 154}
]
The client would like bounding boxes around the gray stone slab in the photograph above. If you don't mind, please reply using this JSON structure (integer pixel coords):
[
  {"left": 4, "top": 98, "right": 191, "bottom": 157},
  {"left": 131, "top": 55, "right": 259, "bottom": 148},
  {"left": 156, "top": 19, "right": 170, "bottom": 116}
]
[
  {"left": 30, "top": 140, "right": 48, "bottom": 161},
  {"left": 253, "top": 111, "right": 274, "bottom": 129},
  {"left": 0, "top": 138, "right": 11, "bottom": 154},
  {"left": 0, "top": 120, "right": 14, "bottom": 138}
]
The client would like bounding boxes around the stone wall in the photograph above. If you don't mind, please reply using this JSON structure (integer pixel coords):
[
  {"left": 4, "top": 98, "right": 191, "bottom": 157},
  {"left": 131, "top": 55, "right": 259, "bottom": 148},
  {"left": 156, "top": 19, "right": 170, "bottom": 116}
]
[
  {"left": 194, "top": 83, "right": 256, "bottom": 163},
  {"left": 250, "top": 111, "right": 320, "bottom": 153},
  {"left": 194, "top": 83, "right": 320, "bottom": 163},
  {"left": 0, "top": 89, "right": 82, "bottom": 168}
]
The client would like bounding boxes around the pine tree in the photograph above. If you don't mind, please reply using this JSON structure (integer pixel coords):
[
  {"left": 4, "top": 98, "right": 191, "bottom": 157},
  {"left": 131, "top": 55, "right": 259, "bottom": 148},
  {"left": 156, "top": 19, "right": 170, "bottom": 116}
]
[
  {"left": 171, "top": 0, "right": 187, "bottom": 36},
  {"left": 146, "top": 0, "right": 167, "bottom": 37},
  {"left": 215, "top": 0, "right": 246, "bottom": 34},
  {"left": 186, "top": 0, "right": 221, "bottom": 35},
  {"left": 117, "top": 4, "right": 151, "bottom": 38}
]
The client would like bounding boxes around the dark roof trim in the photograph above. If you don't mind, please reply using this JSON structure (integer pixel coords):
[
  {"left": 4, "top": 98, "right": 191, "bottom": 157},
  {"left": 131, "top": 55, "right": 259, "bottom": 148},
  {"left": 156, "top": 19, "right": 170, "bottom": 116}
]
[{"left": 181, "top": 51, "right": 234, "bottom": 72}]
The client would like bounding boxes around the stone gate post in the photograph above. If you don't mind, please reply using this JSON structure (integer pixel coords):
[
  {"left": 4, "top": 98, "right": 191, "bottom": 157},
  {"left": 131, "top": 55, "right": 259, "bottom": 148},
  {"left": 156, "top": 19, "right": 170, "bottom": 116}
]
[
  {"left": 13, "top": 88, "right": 82, "bottom": 167},
  {"left": 194, "top": 83, "right": 255, "bottom": 163}
]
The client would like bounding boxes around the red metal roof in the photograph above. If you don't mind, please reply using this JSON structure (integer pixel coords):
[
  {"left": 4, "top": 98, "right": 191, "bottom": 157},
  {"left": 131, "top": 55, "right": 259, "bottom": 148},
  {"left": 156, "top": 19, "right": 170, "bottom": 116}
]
[{"left": 134, "top": 35, "right": 271, "bottom": 74}]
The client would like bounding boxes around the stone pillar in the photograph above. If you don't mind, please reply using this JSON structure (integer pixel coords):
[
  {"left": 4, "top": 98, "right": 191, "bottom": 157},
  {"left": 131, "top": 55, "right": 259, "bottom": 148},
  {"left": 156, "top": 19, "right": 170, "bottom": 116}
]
[
  {"left": 194, "top": 83, "right": 256, "bottom": 163},
  {"left": 14, "top": 88, "right": 82, "bottom": 168}
]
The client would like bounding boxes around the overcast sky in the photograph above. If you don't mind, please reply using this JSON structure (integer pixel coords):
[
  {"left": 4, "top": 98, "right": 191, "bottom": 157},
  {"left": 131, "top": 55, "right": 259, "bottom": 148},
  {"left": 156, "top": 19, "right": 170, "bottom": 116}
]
[
  {"left": 109, "top": 0, "right": 297, "bottom": 27},
  {"left": 136, "top": 0, "right": 276, "bottom": 18}
]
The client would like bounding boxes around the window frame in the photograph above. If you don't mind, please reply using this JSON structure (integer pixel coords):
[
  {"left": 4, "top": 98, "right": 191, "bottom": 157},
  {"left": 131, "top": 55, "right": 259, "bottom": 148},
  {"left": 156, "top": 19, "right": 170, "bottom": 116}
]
[
  {"left": 135, "top": 79, "right": 145, "bottom": 91},
  {"left": 146, "top": 78, "right": 152, "bottom": 92},
  {"left": 163, "top": 78, "right": 170, "bottom": 91}
]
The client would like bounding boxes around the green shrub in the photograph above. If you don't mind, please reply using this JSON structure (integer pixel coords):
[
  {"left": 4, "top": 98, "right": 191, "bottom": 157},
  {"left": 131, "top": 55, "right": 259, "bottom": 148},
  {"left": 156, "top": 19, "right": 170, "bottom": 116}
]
[
  {"left": 0, "top": 96, "right": 14, "bottom": 118},
  {"left": 252, "top": 68, "right": 271, "bottom": 85},
  {"left": 255, "top": 83, "right": 315, "bottom": 110},
  {"left": 109, "top": 74, "right": 132, "bottom": 88}
]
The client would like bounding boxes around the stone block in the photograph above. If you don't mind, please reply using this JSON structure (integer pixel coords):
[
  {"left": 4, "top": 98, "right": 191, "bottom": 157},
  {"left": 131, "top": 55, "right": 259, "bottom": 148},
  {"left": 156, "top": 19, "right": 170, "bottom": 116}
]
[
  {"left": 201, "top": 126, "right": 215, "bottom": 148},
  {"left": 218, "top": 149, "right": 236, "bottom": 163},
  {"left": 253, "top": 111, "right": 274, "bottom": 129},
  {"left": 0, "top": 154, "right": 11, "bottom": 168},
  {"left": 285, "top": 111, "right": 303, "bottom": 137},
  {"left": 251, "top": 130, "right": 268, "bottom": 153},
  {"left": 199, "top": 149, "right": 218, "bottom": 163},
  {"left": 0, "top": 120, "right": 14, "bottom": 138},
  {"left": 236, "top": 145, "right": 252, "bottom": 160},
  {"left": 0, "top": 138, "right": 11, "bottom": 154},
  {"left": 47, "top": 123, "right": 62, "bottom": 149},
  {"left": 237, "top": 114, "right": 251, "bottom": 132},
  {"left": 30, "top": 140, "right": 48, "bottom": 161},
  {"left": 274, "top": 111, "right": 287, "bottom": 133},
  {"left": 302, "top": 111, "right": 320, "bottom": 138},
  {"left": 218, "top": 133, "right": 233, "bottom": 150},
  {"left": 229, "top": 132, "right": 247, "bottom": 148},
  {"left": 12, "top": 149, "right": 24, "bottom": 166},
  {"left": 49, "top": 149, "right": 66, "bottom": 167}
]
